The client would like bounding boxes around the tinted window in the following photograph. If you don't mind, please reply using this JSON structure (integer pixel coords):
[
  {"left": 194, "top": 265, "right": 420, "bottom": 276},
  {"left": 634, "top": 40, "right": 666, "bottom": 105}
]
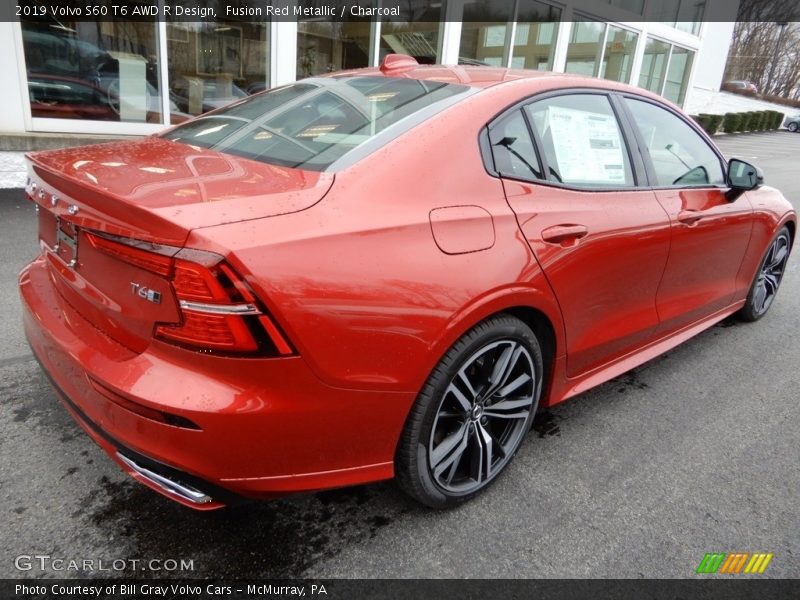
[
  {"left": 162, "top": 77, "right": 470, "bottom": 171},
  {"left": 624, "top": 98, "right": 724, "bottom": 187},
  {"left": 525, "top": 94, "right": 634, "bottom": 187},
  {"left": 489, "top": 110, "right": 542, "bottom": 180}
]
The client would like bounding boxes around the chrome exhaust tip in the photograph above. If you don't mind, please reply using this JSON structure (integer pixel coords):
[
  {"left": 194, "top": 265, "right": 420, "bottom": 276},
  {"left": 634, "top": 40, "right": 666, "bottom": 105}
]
[{"left": 117, "top": 453, "right": 213, "bottom": 505}]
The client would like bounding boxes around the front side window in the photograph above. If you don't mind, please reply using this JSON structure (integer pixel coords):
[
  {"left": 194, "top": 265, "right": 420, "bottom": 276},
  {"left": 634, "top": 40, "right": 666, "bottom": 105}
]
[
  {"left": 624, "top": 98, "right": 724, "bottom": 187},
  {"left": 525, "top": 94, "right": 634, "bottom": 187},
  {"left": 162, "top": 77, "right": 470, "bottom": 171}
]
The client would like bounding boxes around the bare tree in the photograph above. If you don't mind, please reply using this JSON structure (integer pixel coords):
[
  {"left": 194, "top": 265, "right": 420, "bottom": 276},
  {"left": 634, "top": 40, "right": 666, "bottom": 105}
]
[{"left": 724, "top": 0, "right": 800, "bottom": 97}]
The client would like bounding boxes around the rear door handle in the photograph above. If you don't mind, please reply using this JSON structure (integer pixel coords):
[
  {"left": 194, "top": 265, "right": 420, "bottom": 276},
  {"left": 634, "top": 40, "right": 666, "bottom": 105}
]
[
  {"left": 677, "top": 210, "right": 703, "bottom": 225},
  {"left": 541, "top": 224, "right": 588, "bottom": 245}
]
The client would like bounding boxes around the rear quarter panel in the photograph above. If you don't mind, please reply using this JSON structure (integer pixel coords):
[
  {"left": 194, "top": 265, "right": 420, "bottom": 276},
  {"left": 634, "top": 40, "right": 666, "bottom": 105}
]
[{"left": 188, "top": 88, "right": 566, "bottom": 394}]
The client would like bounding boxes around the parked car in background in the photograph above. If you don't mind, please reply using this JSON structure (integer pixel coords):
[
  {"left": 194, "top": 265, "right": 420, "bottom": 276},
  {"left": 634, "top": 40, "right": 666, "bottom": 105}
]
[
  {"left": 20, "top": 56, "right": 796, "bottom": 510},
  {"left": 783, "top": 114, "right": 800, "bottom": 132},
  {"left": 722, "top": 80, "right": 759, "bottom": 94}
]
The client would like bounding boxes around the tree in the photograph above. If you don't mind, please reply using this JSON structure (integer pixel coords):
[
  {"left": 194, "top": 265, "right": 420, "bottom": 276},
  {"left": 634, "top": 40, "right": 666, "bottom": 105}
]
[{"left": 724, "top": 0, "right": 800, "bottom": 98}]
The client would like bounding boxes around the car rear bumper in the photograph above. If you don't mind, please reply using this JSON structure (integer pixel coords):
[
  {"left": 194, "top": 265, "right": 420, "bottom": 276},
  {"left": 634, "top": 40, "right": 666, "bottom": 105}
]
[{"left": 19, "top": 255, "right": 412, "bottom": 508}]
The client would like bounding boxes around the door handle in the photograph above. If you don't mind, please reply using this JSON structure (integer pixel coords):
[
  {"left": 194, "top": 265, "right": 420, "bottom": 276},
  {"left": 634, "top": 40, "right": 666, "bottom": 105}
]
[
  {"left": 541, "top": 224, "right": 588, "bottom": 245},
  {"left": 677, "top": 210, "right": 703, "bottom": 225}
]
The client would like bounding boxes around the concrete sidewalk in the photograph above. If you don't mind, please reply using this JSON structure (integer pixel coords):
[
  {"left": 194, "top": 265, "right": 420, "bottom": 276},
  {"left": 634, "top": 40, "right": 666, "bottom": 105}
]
[{"left": 0, "top": 152, "right": 26, "bottom": 189}]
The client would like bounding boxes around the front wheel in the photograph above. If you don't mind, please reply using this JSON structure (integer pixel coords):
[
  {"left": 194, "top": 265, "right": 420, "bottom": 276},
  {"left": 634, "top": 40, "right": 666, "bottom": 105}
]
[
  {"left": 737, "top": 226, "right": 792, "bottom": 322},
  {"left": 395, "top": 314, "right": 543, "bottom": 508},
  {"left": 788, "top": 122, "right": 798, "bottom": 132}
]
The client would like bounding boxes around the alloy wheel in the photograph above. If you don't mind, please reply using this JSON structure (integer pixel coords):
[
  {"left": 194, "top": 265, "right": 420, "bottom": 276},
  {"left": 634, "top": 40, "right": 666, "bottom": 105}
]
[
  {"left": 753, "top": 231, "right": 790, "bottom": 316},
  {"left": 428, "top": 339, "right": 536, "bottom": 494}
]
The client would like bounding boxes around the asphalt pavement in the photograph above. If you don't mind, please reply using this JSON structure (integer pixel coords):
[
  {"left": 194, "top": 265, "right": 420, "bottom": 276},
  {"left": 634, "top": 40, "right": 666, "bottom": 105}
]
[{"left": 1, "top": 131, "right": 798, "bottom": 579}]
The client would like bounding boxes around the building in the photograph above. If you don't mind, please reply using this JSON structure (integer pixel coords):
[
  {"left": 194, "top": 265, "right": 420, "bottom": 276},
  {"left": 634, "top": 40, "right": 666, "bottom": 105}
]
[{"left": 0, "top": 0, "right": 739, "bottom": 143}]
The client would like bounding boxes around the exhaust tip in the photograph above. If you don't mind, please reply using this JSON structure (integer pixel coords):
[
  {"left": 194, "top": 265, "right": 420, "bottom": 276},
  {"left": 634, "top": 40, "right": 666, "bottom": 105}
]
[{"left": 117, "top": 453, "right": 213, "bottom": 505}]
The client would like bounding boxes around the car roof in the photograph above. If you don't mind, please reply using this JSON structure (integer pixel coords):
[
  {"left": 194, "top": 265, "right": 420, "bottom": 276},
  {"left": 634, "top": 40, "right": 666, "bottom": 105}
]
[{"left": 326, "top": 63, "right": 669, "bottom": 105}]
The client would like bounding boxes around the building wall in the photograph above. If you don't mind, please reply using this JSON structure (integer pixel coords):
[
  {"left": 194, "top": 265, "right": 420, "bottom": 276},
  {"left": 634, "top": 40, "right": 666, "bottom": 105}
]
[{"left": 0, "top": 0, "right": 738, "bottom": 138}]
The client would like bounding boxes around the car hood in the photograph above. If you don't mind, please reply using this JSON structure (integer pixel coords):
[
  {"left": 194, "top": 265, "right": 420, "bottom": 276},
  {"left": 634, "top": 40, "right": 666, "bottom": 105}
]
[{"left": 27, "top": 136, "right": 334, "bottom": 235}]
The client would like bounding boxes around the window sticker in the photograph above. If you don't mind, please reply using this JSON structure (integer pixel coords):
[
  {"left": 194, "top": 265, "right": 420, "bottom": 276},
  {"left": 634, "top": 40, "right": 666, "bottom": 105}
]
[{"left": 544, "top": 106, "right": 627, "bottom": 184}]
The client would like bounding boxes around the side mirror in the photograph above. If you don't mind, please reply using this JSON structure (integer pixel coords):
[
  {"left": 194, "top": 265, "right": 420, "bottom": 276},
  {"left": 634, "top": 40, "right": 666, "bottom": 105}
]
[{"left": 727, "top": 158, "right": 763, "bottom": 191}]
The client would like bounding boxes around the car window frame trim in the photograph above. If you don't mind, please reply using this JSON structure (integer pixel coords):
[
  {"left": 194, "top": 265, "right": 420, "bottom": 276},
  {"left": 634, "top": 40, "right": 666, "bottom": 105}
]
[{"left": 483, "top": 87, "right": 646, "bottom": 193}]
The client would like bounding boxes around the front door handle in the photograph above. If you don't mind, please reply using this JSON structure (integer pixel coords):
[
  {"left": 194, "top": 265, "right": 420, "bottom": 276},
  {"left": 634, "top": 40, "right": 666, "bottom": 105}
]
[
  {"left": 541, "top": 224, "right": 589, "bottom": 245},
  {"left": 677, "top": 210, "right": 703, "bottom": 225}
]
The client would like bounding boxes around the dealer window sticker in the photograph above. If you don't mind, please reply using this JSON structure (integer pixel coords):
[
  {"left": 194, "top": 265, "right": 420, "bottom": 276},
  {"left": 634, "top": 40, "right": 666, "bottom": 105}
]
[{"left": 544, "top": 106, "right": 628, "bottom": 185}]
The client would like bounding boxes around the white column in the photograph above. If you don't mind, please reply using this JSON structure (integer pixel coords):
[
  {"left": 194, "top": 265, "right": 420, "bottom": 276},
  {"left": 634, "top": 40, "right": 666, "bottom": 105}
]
[
  {"left": 1, "top": 22, "right": 29, "bottom": 134},
  {"left": 440, "top": 0, "right": 464, "bottom": 65},
  {"left": 629, "top": 22, "right": 648, "bottom": 87},
  {"left": 271, "top": 20, "right": 298, "bottom": 87}
]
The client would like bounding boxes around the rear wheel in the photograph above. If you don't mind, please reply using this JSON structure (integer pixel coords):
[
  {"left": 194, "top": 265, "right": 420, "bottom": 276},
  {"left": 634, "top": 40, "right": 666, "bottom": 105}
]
[
  {"left": 788, "top": 122, "right": 798, "bottom": 132},
  {"left": 737, "top": 226, "right": 792, "bottom": 322},
  {"left": 395, "top": 314, "right": 543, "bottom": 508}
]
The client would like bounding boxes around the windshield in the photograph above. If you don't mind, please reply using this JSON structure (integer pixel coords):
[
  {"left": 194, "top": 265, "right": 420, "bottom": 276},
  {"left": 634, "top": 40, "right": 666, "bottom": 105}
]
[{"left": 161, "top": 76, "right": 472, "bottom": 171}]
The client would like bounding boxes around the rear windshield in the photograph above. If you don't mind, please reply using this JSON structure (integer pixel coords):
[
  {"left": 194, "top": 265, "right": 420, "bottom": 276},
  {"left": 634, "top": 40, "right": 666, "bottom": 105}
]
[{"left": 161, "top": 77, "right": 471, "bottom": 171}]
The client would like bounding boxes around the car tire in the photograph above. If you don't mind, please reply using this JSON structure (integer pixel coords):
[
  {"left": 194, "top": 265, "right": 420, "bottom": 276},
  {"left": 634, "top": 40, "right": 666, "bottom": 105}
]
[
  {"left": 737, "top": 226, "right": 792, "bottom": 322},
  {"left": 395, "top": 314, "right": 543, "bottom": 508},
  {"left": 788, "top": 122, "right": 798, "bottom": 132}
]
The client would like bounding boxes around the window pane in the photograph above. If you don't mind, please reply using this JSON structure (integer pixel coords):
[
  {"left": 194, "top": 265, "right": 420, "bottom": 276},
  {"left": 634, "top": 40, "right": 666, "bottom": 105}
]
[
  {"left": 511, "top": 1, "right": 562, "bottom": 70},
  {"left": 599, "top": 0, "right": 645, "bottom": 15},
  {"left": 624, "top": 98, "right": 724, "bottom": 187},
  {"left": 459, "top": 0, "right": 515, "bottom": 67},
  {"left": 21, "top": 20, "right": 163, "bottom": 123},
  {"left": 648, "top": 0, "right": 704, "bottom": 35},
  {"left": 599, "top": 25, "right": 637, "bottom": 83},
  {"left": 297, "top": 20, "right": 373, "bottom": 79},
  {"left": 167, "top": 21, "right": 268, "bottom": 119},
  {"left": 565, "top": 19, "right": 606, "bottom": 77},
  {"left": 663, "top": 46, "right": 694, "bottom": 105},
  {"left": 163, "top": 77, "right": 470, "bottom": 171},
  {"left": 525, "top": 94, "right": 634, "bottom": 187},
  {"left": 489, "top": 110, "right": 542, "bottom": 180},
  {"left": 638, "top": 37, "right": 670, "bottom": 94},
  {"left": 380, "top": 1, "right": 442, "bottom": 64}
]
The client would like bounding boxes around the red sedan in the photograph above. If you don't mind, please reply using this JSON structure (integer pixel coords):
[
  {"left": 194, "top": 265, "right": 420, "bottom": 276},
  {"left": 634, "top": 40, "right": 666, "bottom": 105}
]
[{"left": 19, "top": 56, "right": 796, "bottom": 509}]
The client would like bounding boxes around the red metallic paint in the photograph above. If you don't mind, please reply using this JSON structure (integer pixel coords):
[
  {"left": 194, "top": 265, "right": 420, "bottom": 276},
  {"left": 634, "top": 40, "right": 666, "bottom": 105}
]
[{"left": 19, "top": 65, "right": 796, "bottom": 508}]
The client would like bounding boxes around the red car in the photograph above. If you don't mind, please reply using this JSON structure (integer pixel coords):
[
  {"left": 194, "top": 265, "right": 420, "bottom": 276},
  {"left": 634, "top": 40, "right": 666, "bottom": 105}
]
[{"left": 20, "top": 56, "right": 795, "bottom": 509}]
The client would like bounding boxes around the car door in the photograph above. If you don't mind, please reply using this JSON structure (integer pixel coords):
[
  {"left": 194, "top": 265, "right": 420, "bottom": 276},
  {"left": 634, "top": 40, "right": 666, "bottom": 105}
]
[
  {"left": 491, "top": 92, "right": 672, "bottom": 378},
  {"left": 621, "top": 96, "right": 753, "bottom": 335}
]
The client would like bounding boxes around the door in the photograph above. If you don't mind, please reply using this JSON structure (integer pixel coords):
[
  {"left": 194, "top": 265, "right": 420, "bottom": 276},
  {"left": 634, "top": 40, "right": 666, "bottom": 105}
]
[
  {"left": 621, "top": 97, "right": 753, "bottom": 334},
  {"left": 491, "top": 93, "right": 672, "bottom": 377}
]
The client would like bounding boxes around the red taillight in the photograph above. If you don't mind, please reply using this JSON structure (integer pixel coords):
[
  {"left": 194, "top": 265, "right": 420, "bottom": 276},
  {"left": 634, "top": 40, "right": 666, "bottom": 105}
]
[
  {"left": 87, "top": 232, "right": 173, "bottom": 277},
  {"left": 86, "top": 231, "right": 293, "bottom": 356}
]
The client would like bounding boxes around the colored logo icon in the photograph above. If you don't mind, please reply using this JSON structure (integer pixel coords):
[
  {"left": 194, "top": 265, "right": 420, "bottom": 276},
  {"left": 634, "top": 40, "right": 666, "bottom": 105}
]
[{"left": 696, "top": 552, "right": 773, "bottom": 574}]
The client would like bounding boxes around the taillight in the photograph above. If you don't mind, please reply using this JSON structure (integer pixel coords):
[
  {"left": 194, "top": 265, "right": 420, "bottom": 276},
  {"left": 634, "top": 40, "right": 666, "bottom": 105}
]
[{"left": 85, "top": 231, "right": 293, "bottom": 356}]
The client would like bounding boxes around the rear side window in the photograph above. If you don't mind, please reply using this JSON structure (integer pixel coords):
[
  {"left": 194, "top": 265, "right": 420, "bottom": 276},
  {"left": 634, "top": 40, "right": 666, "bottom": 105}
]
[
  {"left": 162, "top": 77, "right": 471, "bottom": 171},
  {"left": 623, "top": 98, "right": 725, "bottom": 187},
  {"left": 489, "top": 110, "right": 542, "bottom": 181},
  {"left": 525, "top": 94, "right": 634, "bottom": 187}
]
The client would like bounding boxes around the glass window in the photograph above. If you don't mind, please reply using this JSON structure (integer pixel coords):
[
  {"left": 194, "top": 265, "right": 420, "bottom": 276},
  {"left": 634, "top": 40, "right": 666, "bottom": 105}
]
[
  {"left": 297, "top": 20, "right": 373, "bottom": 79},
  {"left": 565, "top": 19, "right": 606, "bottom": 76},
  {"left": 380, "top": 1, "right": 442, "bottom": 64},
  {"left": 648, "top": 0, "right": 705, "bottom": 35},
  {"left": 162, "top": 77, "right": 470, "bottom": 172},
  {"left": 511, "top": 1, "right": 562, "bottom": 70},
  {"left": 489, "top": 110, "right": 542, "bottom": 180},
  {"left": 599, "top": 25, "right": 637, "bottom": 83},
  {"left": 525, "top": 94, "right": 634, "bottom": 187},
  {"left": 663, "top": 46, "right": 694, "bottom": 105},
  {"left": 167, "top": 21, "right": 268, "bottom": 119},
  {"left": 459, "top": 0, "right": 515, "bottom": 67},
  {"left": 21, "top": 19, "right": 163, "bottom": 123},
  {"left": 599, "top": 0, "right": 645, "bottom": 14},
  {"left": 624, "top": 98, "right": 724, "bottom": 187},
  {"left": 638, "top": 37, "right": 671, "bottom": 95}
]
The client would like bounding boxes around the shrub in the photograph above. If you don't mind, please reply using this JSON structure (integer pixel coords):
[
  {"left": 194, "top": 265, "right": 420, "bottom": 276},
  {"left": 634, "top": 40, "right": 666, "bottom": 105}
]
[
  {"left": 754, "top": 111, "right": 767, "bottom": 130},
  {"left": 723, "top": 112, "right": 742, "bottom": 133}
]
